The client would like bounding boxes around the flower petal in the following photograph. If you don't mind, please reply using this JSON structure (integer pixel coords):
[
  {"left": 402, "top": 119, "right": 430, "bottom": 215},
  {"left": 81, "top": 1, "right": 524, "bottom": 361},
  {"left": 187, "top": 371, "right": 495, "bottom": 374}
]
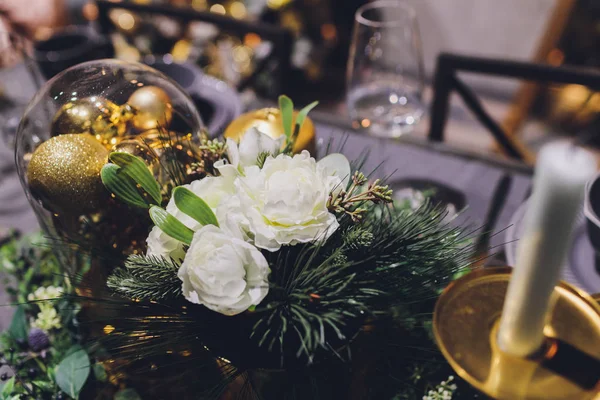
[{"left": 318, "top": 153, "right": 351, "bottom": 191}]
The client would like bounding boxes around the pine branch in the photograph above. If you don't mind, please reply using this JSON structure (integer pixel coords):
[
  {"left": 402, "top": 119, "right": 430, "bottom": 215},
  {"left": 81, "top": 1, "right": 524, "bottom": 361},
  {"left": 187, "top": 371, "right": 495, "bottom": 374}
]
[
  {"left": 253, "top": 202, "right": 473, "bottom": 364},
  {"left": 327, "top": 172, "right": 393, "bottom": 222},
  {"left": 107, "top": 254, "right": 182, "bottom": 301}
]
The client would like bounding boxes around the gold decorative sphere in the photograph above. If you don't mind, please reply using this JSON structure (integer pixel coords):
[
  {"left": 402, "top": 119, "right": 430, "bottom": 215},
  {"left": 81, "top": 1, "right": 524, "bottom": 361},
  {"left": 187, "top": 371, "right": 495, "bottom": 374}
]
[
  {"left": 51, "top": 97, "right": 127, "bottom": 149},
  {"left": 127, "top": 86, "right": 173, "bottom": 131},
  {"left": 112, "top": 137, "right": 161, "bottom": 178},
  {"left": 223, "top": 108, "right": 316, "bottom": 154},
  {"left": 27, "top": 134, "right": 109, "bottom": 215}
]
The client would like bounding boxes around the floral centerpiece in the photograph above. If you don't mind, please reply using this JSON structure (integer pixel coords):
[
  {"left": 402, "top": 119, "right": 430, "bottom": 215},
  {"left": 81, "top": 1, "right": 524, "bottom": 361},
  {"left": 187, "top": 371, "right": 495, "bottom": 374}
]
[
  {"left": 89, "top": 96, "right": 475, "bottom": 399},
  {"left": 6, "top": 60, "right": 480, "bottom": 399}
]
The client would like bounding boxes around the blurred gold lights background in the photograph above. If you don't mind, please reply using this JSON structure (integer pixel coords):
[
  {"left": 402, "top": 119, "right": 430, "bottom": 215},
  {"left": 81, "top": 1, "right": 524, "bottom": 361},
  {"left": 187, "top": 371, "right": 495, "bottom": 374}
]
[{"left": 85, "top": 0, "right": 339, "bottom": 87}]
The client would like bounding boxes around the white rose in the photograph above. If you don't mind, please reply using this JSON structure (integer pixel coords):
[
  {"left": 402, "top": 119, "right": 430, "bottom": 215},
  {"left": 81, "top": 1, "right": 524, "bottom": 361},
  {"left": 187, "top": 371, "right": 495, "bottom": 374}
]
[
  {"left": 216, "top": 127, "right": 285, "bottom": 178},
  {"left": 232, "top": 151, "right": 350, "bottom": 251},
  {"left": 178, "top": 225, "right": 270, "bottom": 315},
  {"left": 146, "top": 175, "right": 235, "bottom": 261}
]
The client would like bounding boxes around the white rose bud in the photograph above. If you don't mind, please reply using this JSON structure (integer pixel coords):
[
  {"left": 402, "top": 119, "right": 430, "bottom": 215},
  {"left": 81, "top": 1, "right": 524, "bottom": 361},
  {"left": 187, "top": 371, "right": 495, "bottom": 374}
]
[
  {"left": 178, "top": 225, "right": 270, "bottom": 315},
  {"left": 216, "top": 127, "right": 285, "bottom": 178}
]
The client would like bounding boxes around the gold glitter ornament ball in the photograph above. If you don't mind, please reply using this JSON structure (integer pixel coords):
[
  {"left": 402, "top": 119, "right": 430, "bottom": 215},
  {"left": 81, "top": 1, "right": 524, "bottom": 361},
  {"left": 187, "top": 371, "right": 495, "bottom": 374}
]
[
  {"left": 27, "top": 134, "right": 109, "bottom": 215},
  {"left": 51, "top": 97, "right": 127, "bottom": 149},
  {"left": 127, "top": 86, "right": 173, "bottom": 131}
]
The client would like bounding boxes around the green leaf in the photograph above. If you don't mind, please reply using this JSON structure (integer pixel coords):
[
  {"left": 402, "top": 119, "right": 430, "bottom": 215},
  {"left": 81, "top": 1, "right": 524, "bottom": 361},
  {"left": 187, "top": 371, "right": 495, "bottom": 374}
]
[
  {"left": 9, "top": 306, "right": 27, "bottom": 341},
  {"left": 101, "top": 164, "right": 149, "bottom": 209},
  {"left": 295, "top": 101, "right": 318, "bottom": 130},
  {"left": 31, "top": 380, "right": 53, "bottom": 391},
  {"left": 109, "top": 152, "right": 162, "bottom": 205},
  {"left": 55, "top": 348, "right": 90, "bottom": 400},
  {"left": 114, "top": 388, "right": 142, "bottom": 400},
  {"left": 278, "top": 95, "right": 294, "bottom": 140},
  {"left": 173, "top": 187, "right": 219, "bottom": 227},
  {"left": 1, "top": 377, "right": 15, "bottom": 398},
  {"left": 92, "top": 363, "right": 107, "bottom": 382},
  {"left": 149, "top": 206, "right": 194, "bottom": 245}
]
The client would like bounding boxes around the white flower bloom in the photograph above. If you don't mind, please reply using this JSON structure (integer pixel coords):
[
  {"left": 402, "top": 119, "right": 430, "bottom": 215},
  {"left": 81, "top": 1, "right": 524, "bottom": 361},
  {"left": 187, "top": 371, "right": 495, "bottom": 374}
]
[
  {"left": 165, "top": 175, "right": 236, "bottom": 229},
  {"left": 28, "top": 286, "right": 63, "bottom": 302},
  {"left": 146, "top": 226, "right": 186, "bottom": 262},
  {"left": 178, "top": 225, "right": 270, "bottom": 315},
  {"left": 146, "top": 175, "right": 236, "bottom": 261},
  {"left": 216, "top": 127, "right": 285, "bottom": 177},
  {"left": 231, "top": 151, "right": 350, "bottom": 251},
  {"left": 31, "top": 306, "right": 61, "bottom": 331}
]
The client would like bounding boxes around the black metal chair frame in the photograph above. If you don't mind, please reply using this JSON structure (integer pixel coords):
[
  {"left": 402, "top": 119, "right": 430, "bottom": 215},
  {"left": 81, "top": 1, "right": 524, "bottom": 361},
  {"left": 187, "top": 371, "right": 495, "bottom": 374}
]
[
  {"left": 95, "top": 0, "right": 293, "bottom": 95},
  {"left": 428, "top": 52, "right": 600, "bottom": 161}
]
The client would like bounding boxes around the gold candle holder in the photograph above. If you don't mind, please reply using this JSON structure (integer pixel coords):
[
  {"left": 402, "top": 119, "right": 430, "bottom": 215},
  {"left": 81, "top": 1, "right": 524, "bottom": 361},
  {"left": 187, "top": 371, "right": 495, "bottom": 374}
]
[{"left": 433, "top": 267, "right": 600, "bottom": 400}]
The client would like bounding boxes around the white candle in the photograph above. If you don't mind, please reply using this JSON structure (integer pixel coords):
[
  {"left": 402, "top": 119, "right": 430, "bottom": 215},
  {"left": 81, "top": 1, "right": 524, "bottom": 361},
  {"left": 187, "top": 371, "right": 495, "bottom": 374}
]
[{"left": 497, "top": 141, "right": 597, "bottom": 357}]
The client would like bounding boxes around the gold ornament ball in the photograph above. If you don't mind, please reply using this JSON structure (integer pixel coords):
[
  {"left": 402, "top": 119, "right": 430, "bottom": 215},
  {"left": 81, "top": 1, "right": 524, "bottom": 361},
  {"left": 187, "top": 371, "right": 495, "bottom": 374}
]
[
  {"left": 127, "top": 86, "right": 173, "bottom": 131},
  {"left": 223, "top": 108, "right": 316, "bottom": 154},
  {"left": 27, "top": 134, "right": 109, "bottom": 215},
  {"left": 51, "top": 97, "right": 127, "bottom": 149},
  {"left": 112, "top": 137, "right": 161, "bottom": 178}
]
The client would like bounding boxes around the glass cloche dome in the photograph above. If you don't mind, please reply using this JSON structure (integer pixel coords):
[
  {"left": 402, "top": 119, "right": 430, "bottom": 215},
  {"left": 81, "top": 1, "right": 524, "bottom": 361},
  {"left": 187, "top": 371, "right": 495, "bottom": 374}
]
[{"left": 15, "top": 59, "right": 205, "bottom": 258}]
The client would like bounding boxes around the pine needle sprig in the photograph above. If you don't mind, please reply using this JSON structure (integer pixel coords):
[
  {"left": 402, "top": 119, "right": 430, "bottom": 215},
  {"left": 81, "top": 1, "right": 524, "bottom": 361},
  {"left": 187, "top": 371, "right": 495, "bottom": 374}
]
[
  {"left": 328, "top": 172, "right": 393, "bottom": 222},
  {"left": 256, "top": 151, "right": 271, "bottom": 169},
  {"left": 107, "top": 254, "right": 182, "bottom": 301},
  {"left": 252, "top": 201, "right": 473, "bottom": 365}
]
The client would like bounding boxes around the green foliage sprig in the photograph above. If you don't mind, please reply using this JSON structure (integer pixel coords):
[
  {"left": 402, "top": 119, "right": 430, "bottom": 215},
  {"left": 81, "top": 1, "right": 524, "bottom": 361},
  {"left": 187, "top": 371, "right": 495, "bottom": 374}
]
[
  {"left": 0, "top": 232, "right": 124, "bottom": 399},
  {"left": 102, "top": 152, "right": 218, "bottom": 245},
  {"left": 278, "top": 95, "right": 319, "bottom": 154},
  {"left": 327, "top": 171, "right": 393, "bottom": 222},
  {"left": 107, "top": 254, "right": 182, "bottom": 301},
  {"left": 252, "top": 202, "right": 472, "bottom": 364}
]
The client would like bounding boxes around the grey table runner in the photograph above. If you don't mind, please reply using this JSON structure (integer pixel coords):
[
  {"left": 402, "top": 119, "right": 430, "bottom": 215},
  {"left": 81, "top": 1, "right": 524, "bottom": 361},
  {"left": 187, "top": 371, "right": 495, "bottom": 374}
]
[{"left": 314, "top": 124, "right": 532, "bottom": 254}]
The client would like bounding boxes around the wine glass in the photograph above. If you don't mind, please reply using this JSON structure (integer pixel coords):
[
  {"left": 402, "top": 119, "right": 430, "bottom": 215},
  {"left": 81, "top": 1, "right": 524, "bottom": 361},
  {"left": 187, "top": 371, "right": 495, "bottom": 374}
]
[{"left": 347, "top": 1, "right": 425, "bottom": 137}]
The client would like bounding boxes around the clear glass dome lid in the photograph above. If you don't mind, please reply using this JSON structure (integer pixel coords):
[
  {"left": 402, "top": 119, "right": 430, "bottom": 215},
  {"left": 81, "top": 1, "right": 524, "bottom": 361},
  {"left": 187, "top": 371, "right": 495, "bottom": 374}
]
[{"left": 14, "top": 59, "right": 205, "bottom": 252}]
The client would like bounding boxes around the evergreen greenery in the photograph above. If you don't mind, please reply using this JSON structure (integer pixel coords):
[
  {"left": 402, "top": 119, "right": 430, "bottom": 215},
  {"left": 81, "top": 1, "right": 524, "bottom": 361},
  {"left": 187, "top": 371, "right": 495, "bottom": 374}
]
[
  {"left": 90, "top": 201, "right": 475, "bottom": 399},
  {"left": 107, "top": 254, "right": 183, "bottom": 301}
]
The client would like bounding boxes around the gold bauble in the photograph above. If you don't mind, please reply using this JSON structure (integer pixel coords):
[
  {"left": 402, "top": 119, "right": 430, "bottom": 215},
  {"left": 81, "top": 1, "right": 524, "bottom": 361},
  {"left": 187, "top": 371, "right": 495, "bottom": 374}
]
[
  {"left": 223, "top": 108, "right": 316, "bottom": 154},
  {"left": 112, "top": 136, "right": 161, "bottom": 179},
  {"left": 27, "top": 134, "right": 109, "bottom": 215},
  {"left": 127, "top": 86, "right": 173, "bottom": 131},
  {"left": 113, "top": 130, "right": 197, "bottom": 185},
  {"left": 51, "top": 97, "right": 127, "bottom": 149}
]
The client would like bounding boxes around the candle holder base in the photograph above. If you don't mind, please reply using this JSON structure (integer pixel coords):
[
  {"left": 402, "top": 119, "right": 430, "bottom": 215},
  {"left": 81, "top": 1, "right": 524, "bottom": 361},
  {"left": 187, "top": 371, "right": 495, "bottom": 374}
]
[{"left": 433, "top": 267, "right": 600, "bottom": 400}]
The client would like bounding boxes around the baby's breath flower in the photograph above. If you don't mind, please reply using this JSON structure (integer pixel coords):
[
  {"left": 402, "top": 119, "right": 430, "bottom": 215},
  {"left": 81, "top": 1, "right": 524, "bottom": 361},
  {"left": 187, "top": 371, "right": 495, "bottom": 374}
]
[
  {"left": 31, "top": 304, "right": 61, "bottom": 331},
  {"left": 27, "top": 285, "right": 62, "bottom": 301},
  {"left": 423, "top": 376, "right": 457, "bottom": 400}
]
